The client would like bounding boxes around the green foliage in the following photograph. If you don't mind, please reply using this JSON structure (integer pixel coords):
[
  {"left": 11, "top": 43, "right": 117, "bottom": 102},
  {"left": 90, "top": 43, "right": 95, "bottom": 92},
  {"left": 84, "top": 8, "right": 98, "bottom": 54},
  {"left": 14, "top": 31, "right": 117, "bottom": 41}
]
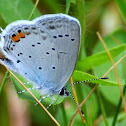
[
  {"left": 115, "top": 0, "right": 126, "bottom": 23},
  {"left": 0, "top": 0, "right": 41, "bottom": 23},
  {"left": 0, "top": 0, "right": 126, "bottom": 126}
]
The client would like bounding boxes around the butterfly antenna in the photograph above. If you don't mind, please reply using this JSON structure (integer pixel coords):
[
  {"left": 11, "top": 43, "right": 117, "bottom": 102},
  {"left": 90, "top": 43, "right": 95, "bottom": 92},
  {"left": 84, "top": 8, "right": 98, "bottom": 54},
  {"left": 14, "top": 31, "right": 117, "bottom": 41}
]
[
  {"left": 69, "top": 91, "right": 84, "bottom": 116},
  {"left": 66, "top": 77, "right": 109, "bottom": 87},
  {"left": 35, "top": 94, "right": 58, "bottom": 110}
]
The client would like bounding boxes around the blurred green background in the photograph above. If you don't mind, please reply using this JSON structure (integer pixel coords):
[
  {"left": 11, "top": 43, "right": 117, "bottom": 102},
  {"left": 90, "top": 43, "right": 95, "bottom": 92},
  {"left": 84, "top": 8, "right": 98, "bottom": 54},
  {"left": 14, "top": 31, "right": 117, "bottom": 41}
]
[{"left": 0, "top": 0, "right": 126, "bottom": 126}]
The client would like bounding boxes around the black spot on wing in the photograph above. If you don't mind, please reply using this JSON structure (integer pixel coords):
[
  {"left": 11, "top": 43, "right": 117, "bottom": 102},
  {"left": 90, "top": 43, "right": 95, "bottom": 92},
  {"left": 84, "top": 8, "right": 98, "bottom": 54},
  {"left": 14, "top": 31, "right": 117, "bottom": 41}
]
[
  {"left": 17, "top": 60, "right": 20, "bottom": 63},
  {"left": 52, "top": 48, "right": 55, "bottom": 50},
  {"left": 65, "top": 34, "right": 69, "bottom": 37},
  {"left": 52, "top": 66, "right": 55, "bottom": 70},
  {"left": 58, "top": 35, "right": 63, "bottom": 37},
  {"left": 39, "top": 67, "right": 42, "bottom": 70},
  {"left": 71, "top": 39, "right": 75, "bottom": 41},
  {"left": 46, "top": 52, "right": 49, "bottom": 54},
  {"left": 32, "top": 45, "right": 35, "bottom": 47}
]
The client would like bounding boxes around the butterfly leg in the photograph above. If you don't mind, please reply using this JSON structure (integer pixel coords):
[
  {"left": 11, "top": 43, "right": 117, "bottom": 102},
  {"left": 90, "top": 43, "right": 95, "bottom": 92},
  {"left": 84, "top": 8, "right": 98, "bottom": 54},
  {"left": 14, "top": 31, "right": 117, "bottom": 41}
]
[
  {"left": 17, "top": 86, "right": 41, "bottom": 94},
  {"left": 23, "top": 82, "right": 30, "bottom": 85},
  {"left": 35, "top": 94, "right": 53, "bottom": 106},
  {"left": 46, "top": 96, "right": 56, "bottom": 109}
]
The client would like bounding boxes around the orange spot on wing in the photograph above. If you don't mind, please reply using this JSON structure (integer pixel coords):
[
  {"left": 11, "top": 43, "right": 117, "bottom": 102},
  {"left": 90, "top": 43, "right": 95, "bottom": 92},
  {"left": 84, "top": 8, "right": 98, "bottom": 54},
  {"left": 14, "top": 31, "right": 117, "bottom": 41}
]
[
  {"left": 14, "top": 36, "right": 20, "bottom": 42},
  {"left": 12, "top": 36, "right": 20, "bottom": 42},
  {"left": 11, "top": 37, "right": 16, "bottom": 42},
  {"left": 17, "top": 33, "right": 20, "bottom": 38},
  {"left": 19, "top": 32, "right": 25, "bottom": 38},
  {"left": 11, "top": 31, "right": 25, "bottom": 42},
  {"left": 17, "top": 32, "right": 25, "bottom": 38},
  {"left": 26, "top": 32, "right": 30, "bottom": 35}
]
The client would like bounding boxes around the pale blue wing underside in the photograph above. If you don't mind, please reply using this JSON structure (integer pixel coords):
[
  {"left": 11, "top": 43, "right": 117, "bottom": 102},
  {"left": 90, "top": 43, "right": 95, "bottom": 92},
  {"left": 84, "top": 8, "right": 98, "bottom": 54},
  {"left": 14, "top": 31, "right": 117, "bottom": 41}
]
[{"left": 0, "top": 14, "right": 80, "bottom": 95}]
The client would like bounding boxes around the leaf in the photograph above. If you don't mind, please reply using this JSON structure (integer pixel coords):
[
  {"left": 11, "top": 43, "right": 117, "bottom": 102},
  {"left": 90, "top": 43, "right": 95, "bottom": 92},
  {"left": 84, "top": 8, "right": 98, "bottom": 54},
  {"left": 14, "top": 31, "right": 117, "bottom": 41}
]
[
  {"left": 115, "top": 0, "right": 126, "bottom": 23},
  {"left": 76, "top": 45, "right": 126, "bottom": 72},
  {"left": 72, "top": 70, "right": 120, "bottom": 86},
  {"left": 0, "top": 0, "right": 41, "bottom": 24},
  {"left": 93, "top": 29, "right": 126, "bottom": 106},
  {"left": 94, "top": 29, "right": 126, "bottom": 54},
  {"left": 10, "top": 73, "right": 64, "bottom": 105}
]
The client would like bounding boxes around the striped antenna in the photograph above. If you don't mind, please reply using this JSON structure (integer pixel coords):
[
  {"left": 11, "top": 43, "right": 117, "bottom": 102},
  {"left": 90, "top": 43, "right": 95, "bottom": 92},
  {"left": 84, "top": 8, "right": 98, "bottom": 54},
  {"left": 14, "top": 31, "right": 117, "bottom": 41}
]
[{"left": 66, "top": 77, "right": 109, "bottom": 87}]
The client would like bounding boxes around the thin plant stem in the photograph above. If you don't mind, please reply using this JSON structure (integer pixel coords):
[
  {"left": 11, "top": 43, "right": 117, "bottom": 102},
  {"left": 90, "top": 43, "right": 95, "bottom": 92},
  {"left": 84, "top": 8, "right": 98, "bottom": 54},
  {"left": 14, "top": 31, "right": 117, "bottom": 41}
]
[
  {"left": 70, "top": 77, "right": 85, "bottom": 124},
  {"left": 28, "top": 0, "right": 39, "bottom": 20}
]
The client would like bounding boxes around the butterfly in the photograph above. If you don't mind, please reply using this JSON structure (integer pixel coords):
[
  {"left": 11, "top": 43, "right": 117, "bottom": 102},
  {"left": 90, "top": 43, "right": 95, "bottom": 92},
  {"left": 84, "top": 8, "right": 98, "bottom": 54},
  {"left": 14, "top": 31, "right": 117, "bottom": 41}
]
[{"left": 0, "top": 14, "right": 80, "bottom": 105}]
